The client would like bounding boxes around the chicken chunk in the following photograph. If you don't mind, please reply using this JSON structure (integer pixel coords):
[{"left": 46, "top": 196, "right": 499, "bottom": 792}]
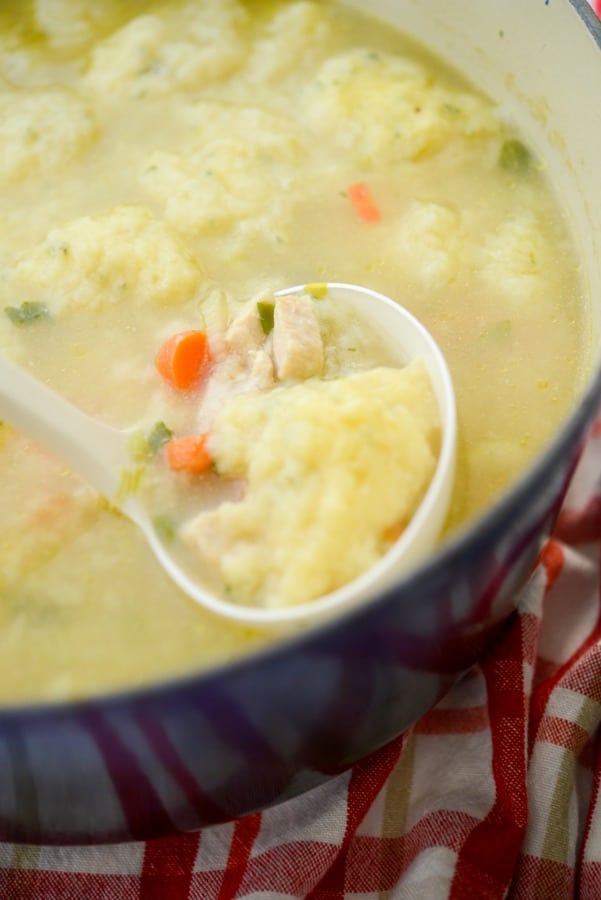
[
  {"left": 221, "top": 298, "right": 274, "bottom": 389},
  {"left": 273, "top": 293, "right": 324, "bottom": 380},
  {"left": 224, "top": 299, "right": 265, "bottom": 357},
  {"left": 198, "top": 299, "right": 275, "bottom": 428}
]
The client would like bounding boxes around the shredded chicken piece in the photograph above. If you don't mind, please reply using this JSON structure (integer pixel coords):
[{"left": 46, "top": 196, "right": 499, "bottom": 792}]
[{"left": 272, "top": 293, "right": 323, "bottom": 380}]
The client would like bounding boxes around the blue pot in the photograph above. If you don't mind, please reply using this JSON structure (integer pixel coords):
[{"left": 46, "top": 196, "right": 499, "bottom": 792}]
[{"left": 1, "top": 0, "right": 600, "bottom": 843}]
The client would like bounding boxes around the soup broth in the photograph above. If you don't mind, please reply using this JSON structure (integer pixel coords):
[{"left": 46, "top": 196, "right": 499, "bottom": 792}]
[{"left": 0, "top": 0, "right": 587, "bottom": 702}]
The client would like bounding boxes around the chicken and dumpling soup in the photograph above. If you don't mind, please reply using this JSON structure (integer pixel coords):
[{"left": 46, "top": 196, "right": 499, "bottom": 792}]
[{"left": 0, "top": 0, "right": 588, "bottom": 702}]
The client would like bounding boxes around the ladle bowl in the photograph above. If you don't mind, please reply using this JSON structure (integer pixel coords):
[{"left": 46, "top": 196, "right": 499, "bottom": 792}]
[{"left": 0, "top": 282, "right": 456, "bottom": 627}]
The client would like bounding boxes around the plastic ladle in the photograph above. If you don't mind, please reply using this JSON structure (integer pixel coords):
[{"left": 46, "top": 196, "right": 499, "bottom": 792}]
[{"left": 0, "top": 283, "right": 456, "bottom": 628}]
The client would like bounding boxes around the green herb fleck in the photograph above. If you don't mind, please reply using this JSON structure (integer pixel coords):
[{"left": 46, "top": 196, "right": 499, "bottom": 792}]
[
  {"left": 148, "top": 421, "right": 173, "bottom": 454},
  {"left": 153, "top": 514, "right": 176, "bottom": 542},
  {"left": 47, "top": 241, "right": 69, "bottom": 257},
  {"left": 442, "top": 102, "right": 461, "bottom": 117},
  {"left": 499, "top": 139, "right": 532, "bottom": 172},
  {"left": 5, "top": 302, "right": 51, "bottom": 327},
  {"left": 257, "top": 300, "right": 275, "bottom": 335}
]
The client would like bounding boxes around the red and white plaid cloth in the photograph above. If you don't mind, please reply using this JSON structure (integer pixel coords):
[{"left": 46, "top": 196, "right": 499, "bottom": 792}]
[{"left": 1, "top": 3, "right": 600, "bottom": 894}]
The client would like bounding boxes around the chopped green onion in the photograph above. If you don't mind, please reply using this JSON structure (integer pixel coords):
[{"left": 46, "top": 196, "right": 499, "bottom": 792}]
[
  {"left": 128, "top": 422, "right": 174, "bottom": 463},
  {"left": 148, "top": 421, "right": 173, "bottom": 454},
  {"left": 5, "top": 302, "right": 51, "bottom": 326},
  {"left": 257, "top": 300, "right": 275, "bottom": 335}
]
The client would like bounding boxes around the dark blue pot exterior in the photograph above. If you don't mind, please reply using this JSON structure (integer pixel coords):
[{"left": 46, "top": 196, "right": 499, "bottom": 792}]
[{"left": 0, "top": 0, "right": 600, "bottom": 844}]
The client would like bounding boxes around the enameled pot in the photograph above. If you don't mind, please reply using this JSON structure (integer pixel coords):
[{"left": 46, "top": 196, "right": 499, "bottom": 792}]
[{"left": 1, "top": 0, "right": 600, "bottom": 844}]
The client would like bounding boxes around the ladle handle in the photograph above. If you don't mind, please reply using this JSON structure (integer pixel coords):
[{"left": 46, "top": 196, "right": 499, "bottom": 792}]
[{"left": 0, "top": 355, "right": 125, "bottom": 499}]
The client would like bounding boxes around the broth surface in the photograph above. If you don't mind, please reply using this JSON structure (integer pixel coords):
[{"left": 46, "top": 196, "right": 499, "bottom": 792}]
[{"left": 0, "top": 0, "right": 587, "bottom": 703}]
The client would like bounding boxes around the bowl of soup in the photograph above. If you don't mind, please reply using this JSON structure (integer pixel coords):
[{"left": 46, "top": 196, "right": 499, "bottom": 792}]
[{"left": 0, "top": 0, "right": 599, "bottom": 843}]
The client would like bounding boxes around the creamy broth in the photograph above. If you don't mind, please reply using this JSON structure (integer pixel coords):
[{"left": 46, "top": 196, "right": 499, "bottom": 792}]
[{"left": 0, "top": 0, "right": 587, "bottom": 702}]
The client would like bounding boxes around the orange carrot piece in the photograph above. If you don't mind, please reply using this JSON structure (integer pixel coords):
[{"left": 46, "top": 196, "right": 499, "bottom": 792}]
[
  {"left": 383, "top": 522, "right": 406, "bottom": 544},
  {"left": 166, "top": 435, "right": 212, "bottom": 474},
  {"left": 348, "top": 181, "right": 382, "bottom": 223},
  {"left": 155, "top": 330, "right": 211, "bottom": 391}
]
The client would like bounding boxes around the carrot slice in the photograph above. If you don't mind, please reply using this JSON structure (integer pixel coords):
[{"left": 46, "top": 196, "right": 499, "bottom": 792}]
[
  {"left": 383, "top": 522, "right": 406, "bottom": 544},
  {"left": 348, "top": 182, "right": 381, "bottom": 223},
  {"left": 166, "top": 435, "right": 212, "bottom": 474},
  {"left": 155, "top": 330, "right": 211, "bottom": 391}
]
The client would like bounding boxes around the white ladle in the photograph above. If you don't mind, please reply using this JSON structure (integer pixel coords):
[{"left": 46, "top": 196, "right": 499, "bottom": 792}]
[{"left": 0, "top": 283, "right": 456, "bottom": 628}]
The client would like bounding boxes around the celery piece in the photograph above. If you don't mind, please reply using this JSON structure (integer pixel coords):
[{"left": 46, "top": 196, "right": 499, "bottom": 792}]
[
  {"left": 304, "top": 282, "right": 328, "bottom": 299},
  {"left": 198, "top": 288, "right": 230, "bottom": 333},
  {"left": 116, "top": 466, "right": 145, "bottom": 505},
  {"left": 257, "top": 300, "right": 275, "bottom": 335},
  {"left": 128, "top": 430, "right": 151, "bottom": 463},
  {"left": 499, "top": 139, "right": 532, "bottom": 172}
]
